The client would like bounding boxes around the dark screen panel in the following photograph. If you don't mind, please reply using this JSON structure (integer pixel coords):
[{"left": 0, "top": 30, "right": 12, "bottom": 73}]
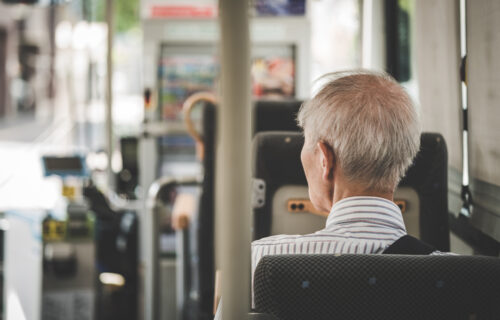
[{"left": 43, "top": 156, "right": 84, "bottom": 172}]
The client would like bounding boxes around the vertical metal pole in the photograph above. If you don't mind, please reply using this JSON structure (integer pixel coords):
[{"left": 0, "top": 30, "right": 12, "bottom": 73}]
[
  {"left": 459, "top": 0, "right": 469, "bottom": 187},
  {"left": 146, "top": 194, "right": 160, "bottom": 320},
  {"left": 217, "top": 0, "right": 252, "bottom": 319},
  {"left": 47, "top": 1, "right": 56, "bottom": 101},
  {"left": 105, "top": 0, "right": 114, "bottom": 187},
  {"left": 459, "top": 0, "right": 473, "bottom": 217},
  {"left": 361, "top": 0, "right": 386, "bottom": 70},
  {"left": 361, "top": 0, "right": 373, "bottom": 67}
]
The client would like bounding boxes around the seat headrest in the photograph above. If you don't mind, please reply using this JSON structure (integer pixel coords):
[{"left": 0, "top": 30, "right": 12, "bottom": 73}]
[
  {"left": 253, "top": 131, "right": 306, "bottom": 186},
  {"left": 401, "top": 133, "right": 447, "bottom": 188},
  {"left": 252, "top": 131, "right": 447, "bottom": 190},
  {"left": 254, "top": 254, "right": 500, "bottom": 320},
  {"left": 253, "top": 100, "right": 303, "bottom": 135}
]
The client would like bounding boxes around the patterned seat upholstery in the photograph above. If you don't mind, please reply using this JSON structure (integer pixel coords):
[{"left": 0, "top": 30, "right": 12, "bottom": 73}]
[{"left": 253, "top": 254, "right": 500, "bottom": 320}]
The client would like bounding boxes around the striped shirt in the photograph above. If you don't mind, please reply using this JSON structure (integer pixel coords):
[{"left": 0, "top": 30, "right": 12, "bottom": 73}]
[
  {"left": 248, "top": 196, "right": 407, "bottom": 310},
  {"left": 215, "top": 196, "right": 408, "bottom": 319},
  {"left": 251, "top": 196, "right": 407, "bottom": 278}
]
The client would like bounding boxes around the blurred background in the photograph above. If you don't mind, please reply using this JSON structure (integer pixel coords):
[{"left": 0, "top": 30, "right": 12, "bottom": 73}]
[{"left": 0, "top": 0, "right": 498, "bottom": 319}]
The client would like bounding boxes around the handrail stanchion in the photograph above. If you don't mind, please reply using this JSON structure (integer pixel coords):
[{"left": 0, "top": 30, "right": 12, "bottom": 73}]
[
  {"left": 105, "top": 0, "right": 114, "bottom": 189},
  {"left": 217, "top": 1, "right": 252, "bottom": 319}
]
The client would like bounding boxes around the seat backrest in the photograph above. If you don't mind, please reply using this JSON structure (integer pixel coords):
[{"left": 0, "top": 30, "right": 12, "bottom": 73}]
[
  {"left": 254, "top": 254, "right": 500, "bottom": 320},
  {"left": 399, "top": 133, "right": 449, "bottom": 250},
  {"left": 252, "top": 131, "right": 450, "bottom": 251},
  {"left": 196, "top": 102, "right": 217, "bottom": 317},
  {"left": 182, "top": 102, "right": 217, "bottom": 320},
  {"left": 252, "top": 131, "right": 320, "bottom": 240}
]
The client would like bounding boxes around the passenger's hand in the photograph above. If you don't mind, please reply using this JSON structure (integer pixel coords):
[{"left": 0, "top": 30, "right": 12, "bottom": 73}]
[{"left": 171, "top": 193, "right": 195, "bottom": 230}]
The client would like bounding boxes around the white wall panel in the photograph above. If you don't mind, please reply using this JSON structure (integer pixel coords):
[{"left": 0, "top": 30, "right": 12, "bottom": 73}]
[
  {"left": 467, "top": 0, "right": 500, "bottom": 186},
  {"left": 415, "top": 0, "right": 462, "bottom": 172}
]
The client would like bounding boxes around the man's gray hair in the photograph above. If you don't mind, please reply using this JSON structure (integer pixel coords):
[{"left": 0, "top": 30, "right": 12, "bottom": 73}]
[{"left": 297, "top": 70, "right": 421, "bottom": 192}]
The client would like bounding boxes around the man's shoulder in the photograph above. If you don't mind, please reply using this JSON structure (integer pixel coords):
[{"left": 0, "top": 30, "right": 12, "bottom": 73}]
[
  {"left": 252, "top": 234, "right": 302, "bottom": 247},
  {"left": 251, "top": 229, "right": 345, "bottom": 248},
  {"left": 430, "top": 250, "right": 458, "bottom": 255}
]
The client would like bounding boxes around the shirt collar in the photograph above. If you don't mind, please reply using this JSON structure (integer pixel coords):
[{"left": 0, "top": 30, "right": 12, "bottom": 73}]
[{"left": 326, "top": 196, "right": 406, "bottom": 232}]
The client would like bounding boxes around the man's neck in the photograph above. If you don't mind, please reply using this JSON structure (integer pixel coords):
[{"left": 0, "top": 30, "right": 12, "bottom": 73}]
[{"left": 331, "top": 182, "right": 394, "bottom": 208}]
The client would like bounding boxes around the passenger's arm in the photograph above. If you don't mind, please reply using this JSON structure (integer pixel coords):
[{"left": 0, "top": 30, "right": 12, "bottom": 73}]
[
  {"left": 214, "top": 299, "right": 222, "bottom": 320},
  {"left": 215, "top": 240, "right": 285, "bottom": 319},
  {"left": 213, "top": 270, "right": 221, "bottom": 315}
]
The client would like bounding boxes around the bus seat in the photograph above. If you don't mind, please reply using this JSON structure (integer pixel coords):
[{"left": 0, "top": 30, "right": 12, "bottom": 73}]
[
  {"left": 252, "top": 254, "right": 500, "bottom": 320},
  {"left": 399, "top": 133, "right": 449, "bottom": 251},
  {"left": 253, "top": 100, "right": 303, "bottom": 135},
  {"left": 252, "top": 131, "right": 324, "bottom": 240},
  {"left": 252, "top": 132, "right": 450, "bottom": 251}
]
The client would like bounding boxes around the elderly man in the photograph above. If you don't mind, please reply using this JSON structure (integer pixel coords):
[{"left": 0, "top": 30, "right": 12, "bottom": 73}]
[
  {"left": 215, "top": 70, "right": 422, "bottom": 319},
  {"left": 251, "top": 70, "right": 420, "bottom": 265}
]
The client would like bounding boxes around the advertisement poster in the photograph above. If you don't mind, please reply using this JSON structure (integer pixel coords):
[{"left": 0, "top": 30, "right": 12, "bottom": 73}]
[
  {"left": 158, "top": 44, "right": 295, "bottom": 121},
  {"left": 158, "top": 53, "right": 218, "bottom": 121},
  {"left": 253, "top": 0, "right": 306, "bottom": 16},
  {"left": 252, "top": 45, "right": 295, "bottom": 99}
]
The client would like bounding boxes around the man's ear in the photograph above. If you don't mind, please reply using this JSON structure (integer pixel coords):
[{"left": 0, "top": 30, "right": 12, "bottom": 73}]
[{"left": 317, "top": 141, "right": 335, "bottom": 181}]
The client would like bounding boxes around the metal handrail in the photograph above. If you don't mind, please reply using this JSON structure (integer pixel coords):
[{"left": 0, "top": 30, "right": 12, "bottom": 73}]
[{"left": 143, "top": 175, "right": 201, "bottom": 320}]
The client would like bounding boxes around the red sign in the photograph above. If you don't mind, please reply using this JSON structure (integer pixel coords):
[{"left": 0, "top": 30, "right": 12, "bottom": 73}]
[{"left": 151, "top": 6, "right": 217, "bottom": 18}]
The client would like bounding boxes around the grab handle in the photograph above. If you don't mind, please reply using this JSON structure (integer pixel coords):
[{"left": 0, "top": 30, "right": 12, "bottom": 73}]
[{"left": 182, "top": 92, "right": 217, "bottom": 161}]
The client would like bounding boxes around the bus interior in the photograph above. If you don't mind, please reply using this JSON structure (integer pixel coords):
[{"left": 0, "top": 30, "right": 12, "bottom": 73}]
[{"left": 0, "top": 0, "right": 499, "bottom": 319}]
